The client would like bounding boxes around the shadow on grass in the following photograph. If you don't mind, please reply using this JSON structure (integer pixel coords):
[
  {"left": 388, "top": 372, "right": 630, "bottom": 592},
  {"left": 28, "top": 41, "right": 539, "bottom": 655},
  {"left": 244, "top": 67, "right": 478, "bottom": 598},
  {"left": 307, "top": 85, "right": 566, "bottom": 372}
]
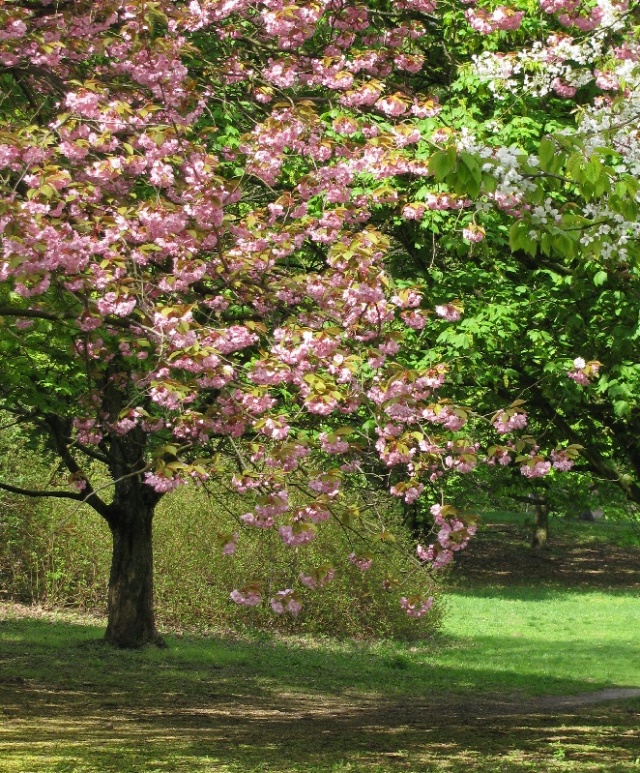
[
  {"left": 446, "top": 585, "right": 640, "bottom": 601},
  {"left": 1, "top": 617, "right": 639, "bottom": 772},
  {"left": 1, "top": 615, "right": 638, "bottom": 697},
  {"left": 451, "top": 521, "right": 640, "bottom": 597}
]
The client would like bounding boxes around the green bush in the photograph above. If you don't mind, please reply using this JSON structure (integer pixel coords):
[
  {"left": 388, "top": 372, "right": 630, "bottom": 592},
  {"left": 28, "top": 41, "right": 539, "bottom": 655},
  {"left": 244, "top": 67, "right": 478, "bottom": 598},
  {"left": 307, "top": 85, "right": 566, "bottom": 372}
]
[
  {"left": 0, "top": 431, "right": 442, "bottom": 640},
  {"left": 153, "top": 486, "right": 442, "bottom": 640}
]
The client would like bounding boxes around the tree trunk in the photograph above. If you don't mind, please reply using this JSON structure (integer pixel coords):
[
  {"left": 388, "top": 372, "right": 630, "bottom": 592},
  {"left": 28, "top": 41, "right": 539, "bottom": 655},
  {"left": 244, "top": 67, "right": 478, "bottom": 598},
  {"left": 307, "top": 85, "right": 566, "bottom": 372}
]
[
  {"left": 104, "top": 498, "right": 163, "bottom": 648},
  {"left": 531, "top": 499, "right": 549, "bottom": 549}
]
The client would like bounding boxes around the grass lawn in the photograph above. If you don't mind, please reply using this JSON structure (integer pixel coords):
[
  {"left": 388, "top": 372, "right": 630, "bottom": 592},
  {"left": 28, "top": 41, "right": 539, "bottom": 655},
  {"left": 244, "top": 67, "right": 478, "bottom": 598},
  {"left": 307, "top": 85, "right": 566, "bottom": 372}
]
[{"left": 1, "top": 517, "right": 639, "bottom": 772}]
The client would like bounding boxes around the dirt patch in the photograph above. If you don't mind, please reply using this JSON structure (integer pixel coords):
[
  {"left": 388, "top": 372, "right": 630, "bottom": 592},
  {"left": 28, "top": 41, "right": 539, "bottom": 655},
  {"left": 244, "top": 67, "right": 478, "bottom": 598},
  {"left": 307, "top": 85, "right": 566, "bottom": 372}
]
[
  {"left": 453, "top": 521, "right": 640, "bottom": 590},
  {"left": 526, "top": 688, "right": 640, "bottom": 710}
]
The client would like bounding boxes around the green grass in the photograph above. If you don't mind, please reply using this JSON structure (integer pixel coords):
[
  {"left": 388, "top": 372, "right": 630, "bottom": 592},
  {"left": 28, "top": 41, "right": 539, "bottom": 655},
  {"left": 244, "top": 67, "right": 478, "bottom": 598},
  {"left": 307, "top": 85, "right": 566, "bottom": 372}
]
[
  {"left": 1, "top": 590, "right": 639, "bottom": 772},
  {"left": 442, "top": 588, "right": 640, "bottom": 694},
  {"left": 1, "top": 516, "right": 639, "bottom": 772},
  {"left": 2, "top": 586, "right": 639, "bottom": 700}
]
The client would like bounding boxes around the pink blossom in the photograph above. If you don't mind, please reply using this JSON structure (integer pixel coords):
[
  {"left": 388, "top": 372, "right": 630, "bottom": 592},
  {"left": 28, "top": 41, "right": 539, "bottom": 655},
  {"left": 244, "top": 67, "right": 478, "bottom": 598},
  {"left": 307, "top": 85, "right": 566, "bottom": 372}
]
[
  {"left": 144, "top": 473, "right": 182, "bottom": 493},
  {"left": 402, "top": 203, "right": 427, "bottom": 220},
  {"left": 308, "top": 475, "right": 341, "bottom": 497},
  {"left": 375, "top": 94, "right": 409, "bottom": 116},
  {"left": 299, "top": 573, "right": 317, "bottom": 589},
  {"left": 0, "top": 143, "right": 21, "bottom": 169},
  {"left": 465, "top": 6, "right": 524, "bottom": 33},
  {"left": 296, "top": 503, "right": 331, "bottom": 523},
  {"left": 445, "top": 455, "right": 477, "bottom": 473},
  {"left": 270, "top": 589, "right": 301, "bottom": 616},
  {"left": 404, "top": 483, "right": 424, "bottom": 504},
  {"left": 400, "top": 595, "right": 434, "bottom": 617},
  {"left": 402, "top": 309, "right": 428, "bottom": 329},
  {"left": 0, "top": 19, "right": 27, "bottom": 40},
  {"left": 222, "top": 533, "right": 239, "bottom": 555},
  {"left": 230, "top": 589, "right": 261, "bottom": 607},
  {"left": 279, "top": 525, "right": 316, "bottom": 546},
  {"left": 488, "top": 448, "right": 512, "bottom": 466},
  {"left": 319, "top": 432, "right": 350, "bottom": 454},
  {"left": 558, "top": 6, "right": 604, "bottom": 29},
  {"left": 411, "top": 96, "right": 441, "bottom": 117},
  {"left": 261, "top": 417, "right": 291, "bottom": 440},
  {"left": 567, "top": 358, "right": 601, "bottom": 386},
  {"left": 391, "top": 482, "right": 424, "bottom": 503},
  {"left": 299, "top": 565, "right": 334, "bottom": 588},
  {"left": 305, "top": 395, "right": 339, "bottom": 415},
  {"left": 539, "top": 0, "right": 580, "bottom": 12},
  {"left": 462, "top": 224, "right": 486, "bottom": 242},
  {"left": 551, "top": 449, "right": 574, "bottom": 471},
  {"left": 96, "top": 293, "right": 137, "bottom": 317},
  {"left": 595, "top": 70, "right": 620, "bottom": 91},
  {"left": 491, "top": 6, "right": 525, "bottom": 29},
  {"left": 435, "top": 303, "right": 462, "bottom": 321},
  {"left": 465, "top": 8, "right": 494, "bottom": 33},
  {"left": 493, "top": 410, "right": 528, "bottom": 434},
  {"left": 567, "top": 369, "right": 590, "bottom": 385},
  {"left": 65, "top": 90, "right": 103, "bottom": 119},
  {"left": 552, "top": 78, "right": 577, "bottom": 98},
  {"left": 349, "top": 553, "right": 373, "bottom": 572},
  {"left": 520, "top": 460, "right": 552, "bottom": 478}
]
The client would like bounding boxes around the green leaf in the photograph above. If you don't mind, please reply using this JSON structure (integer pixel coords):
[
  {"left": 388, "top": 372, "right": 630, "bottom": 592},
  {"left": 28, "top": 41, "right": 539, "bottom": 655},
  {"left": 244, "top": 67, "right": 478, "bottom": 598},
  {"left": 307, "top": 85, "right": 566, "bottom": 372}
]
[
  {"left": 614, "top": 400, "right": 630, "bottom": 417},
  {"left": 429, "top": 151, "right": 456, "bottom": 181},
  {"left": 509, "top": 221, "right": 537, "bottom": 256},
  {"left": 538, "top": 137, "right": 555, "bottom": 172},
  {"left": 566, "top": 154, "right": 584, "bottom": 183}
]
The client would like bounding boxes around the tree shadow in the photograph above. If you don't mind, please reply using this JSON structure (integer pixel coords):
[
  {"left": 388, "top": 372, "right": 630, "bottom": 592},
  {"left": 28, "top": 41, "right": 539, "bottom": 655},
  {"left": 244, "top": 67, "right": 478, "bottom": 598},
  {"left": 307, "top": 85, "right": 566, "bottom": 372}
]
[
  {"left": 452, "top": 521, "right": 640, "bottom": 595},
  {"left": 1, "top": 676, "right": 639, "bottom": 772},
  {"left": 1, "top": 616, "right": 639, "bottom": 772},
  {"left": 447, "top": 584, "right": 640, "bottom": 601}
]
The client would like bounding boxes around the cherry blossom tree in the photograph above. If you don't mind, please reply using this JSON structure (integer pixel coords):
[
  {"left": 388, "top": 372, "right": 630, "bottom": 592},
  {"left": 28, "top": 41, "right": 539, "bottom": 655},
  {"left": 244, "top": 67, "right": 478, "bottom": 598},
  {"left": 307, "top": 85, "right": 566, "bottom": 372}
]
[{"left": 1, "top": 0, "right": 635, "bottom": 647}]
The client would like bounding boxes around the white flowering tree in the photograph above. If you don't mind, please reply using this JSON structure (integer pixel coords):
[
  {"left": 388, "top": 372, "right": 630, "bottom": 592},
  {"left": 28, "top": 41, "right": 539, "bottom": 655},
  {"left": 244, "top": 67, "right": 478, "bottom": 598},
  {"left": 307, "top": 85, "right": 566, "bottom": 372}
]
[{"left": 379, "top": 0, "right": 640, "bottom": 517}]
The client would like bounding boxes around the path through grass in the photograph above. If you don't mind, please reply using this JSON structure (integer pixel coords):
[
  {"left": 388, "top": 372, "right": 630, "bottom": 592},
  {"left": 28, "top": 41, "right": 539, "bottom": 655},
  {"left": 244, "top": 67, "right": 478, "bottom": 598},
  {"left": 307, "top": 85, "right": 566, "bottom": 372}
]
[{"left": 1, "top": 517, "right": 639, "bottom": 772}]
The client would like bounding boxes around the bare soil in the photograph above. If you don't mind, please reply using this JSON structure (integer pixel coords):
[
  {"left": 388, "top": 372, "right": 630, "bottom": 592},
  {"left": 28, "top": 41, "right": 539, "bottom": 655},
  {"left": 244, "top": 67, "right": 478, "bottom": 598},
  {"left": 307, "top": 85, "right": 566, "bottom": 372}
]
[{"left": 453, "top": 520, "right": 640, "bottom": 590}]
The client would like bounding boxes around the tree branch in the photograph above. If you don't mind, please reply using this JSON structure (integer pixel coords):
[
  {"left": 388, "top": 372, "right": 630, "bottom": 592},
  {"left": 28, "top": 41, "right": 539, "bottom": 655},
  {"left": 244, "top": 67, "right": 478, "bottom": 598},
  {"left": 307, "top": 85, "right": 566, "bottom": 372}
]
[
  {"left": 73, "top": 441, "right": 110, "bottom": 465},
  {"left": 0, "top": 480, "right": 84, "bottom": 501},
  {"left": 0, "top": 306, "right": 77, "bottom": 321},
  {"left": 42, "top": 414, "right": 113, "bottom": 521},
  {"left": 0, "top": 305, "right": 138, "bottom": 331}
]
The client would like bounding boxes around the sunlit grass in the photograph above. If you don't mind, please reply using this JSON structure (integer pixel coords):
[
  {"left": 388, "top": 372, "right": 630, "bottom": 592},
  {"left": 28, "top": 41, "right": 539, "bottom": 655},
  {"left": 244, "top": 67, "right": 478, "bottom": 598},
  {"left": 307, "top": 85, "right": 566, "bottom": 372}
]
[
  {"left": 441, "top": 589, "right": 640, "bottom": 694},
  {"left": 1, "top": 514, "right": 639, "bottom": 772}
]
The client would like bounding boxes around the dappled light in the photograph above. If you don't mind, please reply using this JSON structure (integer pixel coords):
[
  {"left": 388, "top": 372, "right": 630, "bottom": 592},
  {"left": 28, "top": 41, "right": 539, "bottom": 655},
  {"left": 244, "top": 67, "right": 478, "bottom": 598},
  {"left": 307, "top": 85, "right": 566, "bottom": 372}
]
[
  {"left": 2, "top": 0, "right": 640, "bottom": 765},
  {"left": 1, "top": 595, "right": 639, "bottom": 772}
]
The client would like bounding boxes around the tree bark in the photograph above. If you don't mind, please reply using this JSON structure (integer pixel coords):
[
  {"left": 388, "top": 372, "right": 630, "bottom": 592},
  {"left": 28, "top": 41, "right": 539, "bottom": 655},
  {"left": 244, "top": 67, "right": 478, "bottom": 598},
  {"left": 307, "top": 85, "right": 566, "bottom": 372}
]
[
  {"left": 531, "top": 498, "right": 550, "bottom": 549},
  {"left": 104, "top": 497, "right": 163, "bottom": 648}
]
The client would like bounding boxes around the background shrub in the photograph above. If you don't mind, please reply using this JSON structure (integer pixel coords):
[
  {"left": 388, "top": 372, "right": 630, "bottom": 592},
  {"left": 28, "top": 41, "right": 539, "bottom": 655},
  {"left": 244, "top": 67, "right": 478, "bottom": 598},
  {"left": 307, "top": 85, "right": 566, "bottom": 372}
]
[{"left": 0, "top": 425, "right": 442, "bottom": 640}]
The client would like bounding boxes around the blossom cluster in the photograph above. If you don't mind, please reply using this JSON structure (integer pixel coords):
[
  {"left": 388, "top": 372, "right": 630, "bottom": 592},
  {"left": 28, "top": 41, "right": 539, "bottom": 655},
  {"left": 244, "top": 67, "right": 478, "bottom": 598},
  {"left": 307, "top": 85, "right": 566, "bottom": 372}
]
[{"left": 416, "top": 505, "right": 477, "bottom": 570}]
